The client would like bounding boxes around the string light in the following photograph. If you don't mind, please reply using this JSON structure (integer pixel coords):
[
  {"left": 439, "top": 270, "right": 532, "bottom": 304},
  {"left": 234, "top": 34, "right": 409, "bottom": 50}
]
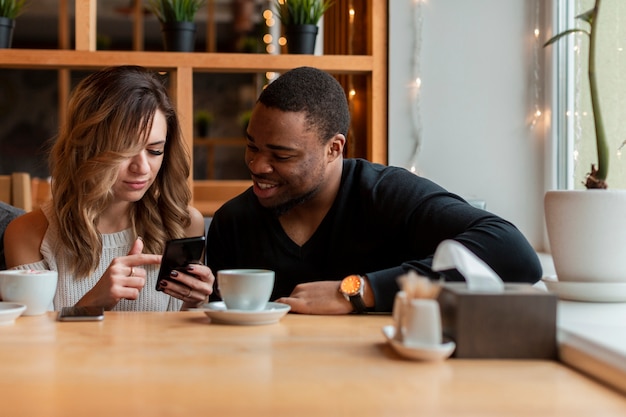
[
  {"left": 406, "top": 0, "right": 425, "bottom": 174},
  {"left": 573, "top": 0, "right": 583, "bottom": 176},
  {"left": 264, "top": 2, "right": 280, "bottom": 82},
  {"left": 348, "top": 1, "right": 355, "bottom": 55},
  {"left": 263, "top": 6, "right": 276, "bottom": 54},
  {"left": 529, "top": 0, "right": 542, "bottom": 129},
  {"left": 344, "top": 1, "right": 358, "bottom": 157}
]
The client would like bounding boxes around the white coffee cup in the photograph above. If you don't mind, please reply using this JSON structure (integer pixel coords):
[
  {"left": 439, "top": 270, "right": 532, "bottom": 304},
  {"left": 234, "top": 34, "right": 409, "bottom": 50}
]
[
  {"left": 395, "top": 297, "right": 442, "bottom": 347},
  {"left": 0, "top": 270, "right": 58, "bottom": 316},
  {"left": 217, "top": 269, "right": 275, "bottom": 311}
]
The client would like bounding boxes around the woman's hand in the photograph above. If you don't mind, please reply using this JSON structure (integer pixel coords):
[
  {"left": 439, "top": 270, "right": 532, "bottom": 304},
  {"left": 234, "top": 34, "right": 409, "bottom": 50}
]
[
  {"left": 76, "top": 238, "right": 161, "bottom": 310},
  {"left": 157, "top": 263, "right": 215, "bottom": 309},
  {"left": 161, "top": 206, "right": 215, "bottom": 309}
]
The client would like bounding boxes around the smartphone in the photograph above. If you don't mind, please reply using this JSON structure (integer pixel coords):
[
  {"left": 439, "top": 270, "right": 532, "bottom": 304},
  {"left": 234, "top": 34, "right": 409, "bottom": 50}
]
[
  {"left": 57, "top": 306, "right": 105, "bottom": 321},
  {"left": 156, "top": 236, "right": 206, "bottom": 291}
]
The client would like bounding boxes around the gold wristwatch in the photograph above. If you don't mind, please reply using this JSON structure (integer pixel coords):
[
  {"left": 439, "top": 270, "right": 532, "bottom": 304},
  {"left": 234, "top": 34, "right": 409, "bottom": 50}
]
[{"left": 339, "top": 275, "right": 367, "bottom": 314}]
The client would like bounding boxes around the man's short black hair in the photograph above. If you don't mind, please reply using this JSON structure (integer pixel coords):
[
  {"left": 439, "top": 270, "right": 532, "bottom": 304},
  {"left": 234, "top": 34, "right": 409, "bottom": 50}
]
[{"left": 258, "top": 66, "right": 350, "bottom": 142}]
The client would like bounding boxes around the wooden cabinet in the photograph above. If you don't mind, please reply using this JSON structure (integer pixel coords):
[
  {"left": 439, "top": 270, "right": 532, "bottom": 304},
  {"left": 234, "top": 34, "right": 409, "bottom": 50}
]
[{"left": 0, "top": 0, "right": 387, "bottom": 215}]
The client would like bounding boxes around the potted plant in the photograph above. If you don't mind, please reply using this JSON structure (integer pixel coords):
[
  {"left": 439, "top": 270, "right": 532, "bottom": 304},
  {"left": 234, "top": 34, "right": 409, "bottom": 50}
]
[
  {"left": 0, "top": 0, "right": 27, "bottom": 49},
  {"left": 542, "top": 0, "right": 626, "bottom": 285},
  {"left": 147, "top": 0, "right": 206, "bottom": 52},
  {"left": 274, "top": 0, "right": 334, "bottom": 54},
  {"left": 194, "top": 109, "right": 214, "bottom": 137},
  {"left": 544, "top": 1, "right": 607, "bottom": 190}
]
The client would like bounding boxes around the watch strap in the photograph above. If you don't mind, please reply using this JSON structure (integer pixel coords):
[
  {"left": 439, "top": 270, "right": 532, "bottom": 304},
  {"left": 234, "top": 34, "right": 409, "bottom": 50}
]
[{"left": 348, "top": 292, "right": 368, "bottom": 314}]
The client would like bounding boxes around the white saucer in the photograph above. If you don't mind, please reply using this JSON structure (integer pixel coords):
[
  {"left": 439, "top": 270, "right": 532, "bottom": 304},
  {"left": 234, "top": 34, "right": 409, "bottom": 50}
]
[
  {"left": 0, "top": 302, "right": 27, "bottom": 325},
  {"left": 381, "top": 325, "right": 456, "bottom": 361},
  {"left": 197, "top": 301, "right": 290, "bottom": 325},
  {"left": 542, "top": 276, "right": 626, "bottom": 303}
]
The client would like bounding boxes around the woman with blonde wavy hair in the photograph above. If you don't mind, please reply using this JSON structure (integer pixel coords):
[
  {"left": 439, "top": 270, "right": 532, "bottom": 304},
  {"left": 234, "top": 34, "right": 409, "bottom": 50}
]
[{"left": 4, "top": 65, "right": 214, "bottom": 311}]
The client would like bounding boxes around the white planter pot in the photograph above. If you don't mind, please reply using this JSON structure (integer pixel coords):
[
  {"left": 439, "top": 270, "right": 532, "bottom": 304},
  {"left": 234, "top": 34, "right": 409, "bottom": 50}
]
[{"left": 544, "top": 190, "right": 626, "bottom": 282}]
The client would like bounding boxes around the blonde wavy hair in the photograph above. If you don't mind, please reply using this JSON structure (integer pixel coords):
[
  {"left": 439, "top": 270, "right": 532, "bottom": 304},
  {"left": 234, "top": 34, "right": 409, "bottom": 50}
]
[{"left": 50, "top": 65, "right": 192, "bottom": 277}]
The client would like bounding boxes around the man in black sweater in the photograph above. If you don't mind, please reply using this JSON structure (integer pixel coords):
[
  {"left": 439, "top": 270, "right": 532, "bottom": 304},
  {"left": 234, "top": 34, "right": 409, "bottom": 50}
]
[{"left": 207, "top": 66, "right": 542, "bottom": 314}]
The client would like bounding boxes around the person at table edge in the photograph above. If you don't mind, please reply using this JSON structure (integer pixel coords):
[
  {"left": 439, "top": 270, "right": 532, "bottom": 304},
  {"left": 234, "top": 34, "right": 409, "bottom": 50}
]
[
  {"left": 4, "top": 66, "right": 214, "bottom": 311},
  {"left": 206, "top": 66, "right": 542, "bottom": 315}
]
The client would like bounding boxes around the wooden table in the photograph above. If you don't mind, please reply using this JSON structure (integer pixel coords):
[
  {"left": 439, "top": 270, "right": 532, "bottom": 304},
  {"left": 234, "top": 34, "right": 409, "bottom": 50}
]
[{"left": 1, "top": 312, "right": 625, "bottom": 416}]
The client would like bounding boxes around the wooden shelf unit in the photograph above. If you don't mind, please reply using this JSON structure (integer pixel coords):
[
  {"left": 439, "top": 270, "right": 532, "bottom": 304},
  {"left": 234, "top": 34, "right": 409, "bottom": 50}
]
[
  {"left": 0, "top": 0, "right": 388, "bottom": 216},
  {"left": 193, "top": 137, "right": 247, "bottom": 179}
]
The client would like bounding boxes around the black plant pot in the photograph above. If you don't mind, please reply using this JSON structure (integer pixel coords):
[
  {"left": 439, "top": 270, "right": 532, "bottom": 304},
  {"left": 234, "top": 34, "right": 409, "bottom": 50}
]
[
  {"left": 0, "top": 17, "right": 16, "bottom": 49},
  {"left": 285, "top": 24, "right": 319, "bottom": 55},
  {"left": 161, "top": 21, "right": 196, "bottom": 52},
  {"left": 196, "top": 122, "right": 210, "bottom": 138}
]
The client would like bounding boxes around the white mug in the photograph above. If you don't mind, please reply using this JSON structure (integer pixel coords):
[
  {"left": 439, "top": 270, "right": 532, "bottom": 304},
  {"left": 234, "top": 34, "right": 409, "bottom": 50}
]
[
  {"left": 394, "top": 296, "right": 442, "bottom": 347},
  {"left": 0, "top": 270, "right": 58, "bottom": 316},
  {"left": 402, "top": 299, "right": 443, "bottom": 346},
  {"left": 217, "top": 269, "right": 274, "bottom": 311},
  {"left": 392, "top": 291, "right": 407, "bottom": 341}
]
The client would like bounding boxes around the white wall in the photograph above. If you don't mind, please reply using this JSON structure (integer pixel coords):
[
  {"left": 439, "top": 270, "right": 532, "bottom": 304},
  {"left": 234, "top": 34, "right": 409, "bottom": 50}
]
[{"left": 389, "top": 0, "right": 549, "bottom": 250}]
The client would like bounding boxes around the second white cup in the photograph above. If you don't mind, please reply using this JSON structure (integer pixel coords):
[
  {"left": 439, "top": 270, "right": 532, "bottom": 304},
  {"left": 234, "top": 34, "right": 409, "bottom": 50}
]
[
  {"left": 397, "top": 297, "right": 443, "bottom": 347},
  {"left": 217, "top": 269, "right": 275, "bottom": 311}
]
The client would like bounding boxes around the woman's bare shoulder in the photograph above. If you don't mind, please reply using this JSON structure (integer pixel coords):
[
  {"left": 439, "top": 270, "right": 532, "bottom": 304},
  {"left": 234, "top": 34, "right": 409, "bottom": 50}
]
[
  {"left": 4, "top": 209, "right": 49, "bottom": 267},
  {"left": 5, "top": 209, "right": 47, "bottom": 236}
]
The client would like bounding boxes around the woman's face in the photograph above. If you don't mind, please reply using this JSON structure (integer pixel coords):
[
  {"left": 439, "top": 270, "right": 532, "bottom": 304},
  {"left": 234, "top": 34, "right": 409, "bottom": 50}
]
[{"left": 112, "top": 109, "right": 167, "bottom": 203}]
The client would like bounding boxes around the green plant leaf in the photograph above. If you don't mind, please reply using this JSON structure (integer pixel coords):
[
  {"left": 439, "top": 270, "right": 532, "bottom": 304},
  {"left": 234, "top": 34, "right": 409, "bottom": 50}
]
[
  {"left": 543, "top": 28, "right": 589, "bottom": 47},
  {"left": 0, "top": 0, "right": 27, "bottom": 19},
  {"left": 147, "top": 0, "right": 205, "bottom": 23},
  {"left": 274, "top": 0, "right": 334, "bottom": 26},
  {"left": 576, "top": 8, "right": 594, "bottom": 25}
]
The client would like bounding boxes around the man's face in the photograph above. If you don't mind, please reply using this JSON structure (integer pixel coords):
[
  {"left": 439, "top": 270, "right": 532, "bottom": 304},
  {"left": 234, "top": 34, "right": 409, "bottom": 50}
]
[{"left": 244, "top": 104, "right": 329, "bottom": 215}]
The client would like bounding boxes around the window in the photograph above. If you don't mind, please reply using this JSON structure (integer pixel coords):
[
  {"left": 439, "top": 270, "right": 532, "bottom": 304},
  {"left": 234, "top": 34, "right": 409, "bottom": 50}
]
[{"left": 552, "top": 0, "right": 626, "bottom": 189}]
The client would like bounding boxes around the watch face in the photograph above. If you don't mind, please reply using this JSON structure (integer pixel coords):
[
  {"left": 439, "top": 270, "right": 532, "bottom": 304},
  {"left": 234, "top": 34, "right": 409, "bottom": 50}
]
[{"left": 341, "top": 275, "right": 361, "bottom": 296}]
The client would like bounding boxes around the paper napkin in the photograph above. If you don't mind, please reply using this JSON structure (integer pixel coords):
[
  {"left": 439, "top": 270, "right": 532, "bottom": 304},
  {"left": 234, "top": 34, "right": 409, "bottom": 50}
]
[{"left": 432, "top": 240, "right": 504, "bottom": 292}]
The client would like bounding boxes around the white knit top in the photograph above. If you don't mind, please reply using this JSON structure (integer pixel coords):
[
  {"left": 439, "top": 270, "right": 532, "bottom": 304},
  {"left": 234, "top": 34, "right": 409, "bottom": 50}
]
[{"left": 12, "top": 201, "right": 181, "bottom": 312}]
